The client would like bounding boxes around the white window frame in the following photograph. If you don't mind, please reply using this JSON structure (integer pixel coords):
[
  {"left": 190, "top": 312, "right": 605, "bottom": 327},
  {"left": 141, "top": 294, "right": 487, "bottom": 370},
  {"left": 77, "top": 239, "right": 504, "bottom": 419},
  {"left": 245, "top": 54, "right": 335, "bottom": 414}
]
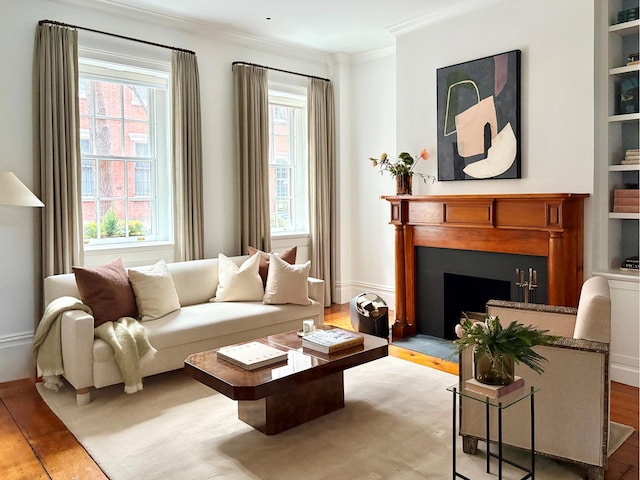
[
  {"left": 268, "top": 84, "right": 309, "bottom": 237},
  {"left": 78, "top": 57, "right": 172, "bottom": 252}
]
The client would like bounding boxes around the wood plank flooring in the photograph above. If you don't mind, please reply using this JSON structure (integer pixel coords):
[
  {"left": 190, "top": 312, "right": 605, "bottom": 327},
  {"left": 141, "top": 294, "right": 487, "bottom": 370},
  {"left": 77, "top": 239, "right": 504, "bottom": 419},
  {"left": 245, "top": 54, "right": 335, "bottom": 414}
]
[{"left": 1, "top": 303, "right": 637, "bottom": 479}]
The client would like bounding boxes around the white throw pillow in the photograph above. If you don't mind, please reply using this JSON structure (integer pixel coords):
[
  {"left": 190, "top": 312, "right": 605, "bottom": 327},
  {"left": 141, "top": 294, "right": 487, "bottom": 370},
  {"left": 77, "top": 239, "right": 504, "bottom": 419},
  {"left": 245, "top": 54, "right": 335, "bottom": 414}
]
[
  {"left": 213, "top": 253, "right": 264, "bottom": 302},
  {"left": 128, "top": 259, "right": 181, "bottom": 321},
  {"left": 263, "top": 253, "right": 311, "bottom": 305}
]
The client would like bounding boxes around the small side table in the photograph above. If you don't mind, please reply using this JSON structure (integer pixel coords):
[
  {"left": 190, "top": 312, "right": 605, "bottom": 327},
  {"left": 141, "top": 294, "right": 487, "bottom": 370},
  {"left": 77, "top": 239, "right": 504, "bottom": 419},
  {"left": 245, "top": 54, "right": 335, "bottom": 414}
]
[{"left": 447, "top": 383, "right": 538, "bottom": 480}]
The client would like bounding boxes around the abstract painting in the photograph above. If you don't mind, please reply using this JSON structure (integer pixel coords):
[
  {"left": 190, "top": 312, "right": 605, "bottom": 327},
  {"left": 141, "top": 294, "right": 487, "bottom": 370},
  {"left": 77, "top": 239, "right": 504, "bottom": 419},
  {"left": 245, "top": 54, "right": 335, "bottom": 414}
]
[{"left": 436, "top": 50, "right": 521, "bottom": 181}]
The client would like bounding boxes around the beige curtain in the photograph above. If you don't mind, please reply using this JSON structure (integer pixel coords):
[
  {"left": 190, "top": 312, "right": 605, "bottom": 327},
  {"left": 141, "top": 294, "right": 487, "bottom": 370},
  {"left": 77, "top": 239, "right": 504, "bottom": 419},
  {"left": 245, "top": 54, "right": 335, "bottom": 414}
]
[
  {"left": 172, "top": 51, "right": 204, "bottom": 261},
  {"left": 308, "top": 78, "right": 336, "bottom": 306},
  {"left": 232, "top": 64, "right": 271, "bottom": 255},
  {"left": 35, "top": 23, "right": 84, "bottom": 276}
]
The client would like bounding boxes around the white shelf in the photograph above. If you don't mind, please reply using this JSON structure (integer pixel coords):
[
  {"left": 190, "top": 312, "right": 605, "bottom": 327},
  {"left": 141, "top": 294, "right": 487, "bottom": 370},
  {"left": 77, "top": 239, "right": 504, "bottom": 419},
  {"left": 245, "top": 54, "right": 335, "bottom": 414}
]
[
  {"left": 593, "top": 269, "right": 640, "bottom": 282},
  {"left": 609, "top": 64, "right": 640, "bottom": 75},
  {"left": 609, "top": 212, "right": 640, "bottom": 219},
  {"left": 609, "top": 164, "right": 640, "bottom": 171},
  {"left": 608, "top": 113, "right": 640, "bottom": 122},
  {"left": 609, "top": 19, "right": 640, "bottom": 36}
]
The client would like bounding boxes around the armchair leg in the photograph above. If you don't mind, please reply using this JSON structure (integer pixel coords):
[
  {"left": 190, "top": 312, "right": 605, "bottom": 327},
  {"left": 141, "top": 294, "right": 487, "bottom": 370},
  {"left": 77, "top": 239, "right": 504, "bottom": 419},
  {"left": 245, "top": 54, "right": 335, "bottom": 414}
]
[
  {"left": 462, "top": 435, "right": 478, "bottom": 454},
  {"left": 76, "top": 387, "right": 91, "bottom": 406},
  {"left": 587, "top": 466, "right": 604, "bottom": 480}
]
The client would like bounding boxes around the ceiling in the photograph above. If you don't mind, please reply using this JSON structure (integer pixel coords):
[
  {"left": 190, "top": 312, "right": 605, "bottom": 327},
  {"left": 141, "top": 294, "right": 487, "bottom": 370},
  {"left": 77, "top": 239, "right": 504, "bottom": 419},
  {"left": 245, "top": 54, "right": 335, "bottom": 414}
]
[{"left": 94, "top": 0, "right": 475, "bottom": 54}]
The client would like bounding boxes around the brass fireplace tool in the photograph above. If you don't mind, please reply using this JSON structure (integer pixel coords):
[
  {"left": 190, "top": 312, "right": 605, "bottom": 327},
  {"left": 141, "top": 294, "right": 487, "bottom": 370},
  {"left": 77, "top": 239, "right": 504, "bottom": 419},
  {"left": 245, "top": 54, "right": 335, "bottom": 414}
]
[{"left": 515, "top": 267, "right": 537, "bottom": 304}]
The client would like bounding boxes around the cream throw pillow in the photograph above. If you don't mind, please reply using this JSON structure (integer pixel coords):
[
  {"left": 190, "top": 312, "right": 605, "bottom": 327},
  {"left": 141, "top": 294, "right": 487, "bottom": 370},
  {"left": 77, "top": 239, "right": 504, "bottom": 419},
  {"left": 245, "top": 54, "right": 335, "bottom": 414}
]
[
  {"left": 128, "top": 259, "right": 181, "bottom": 321},
  {"left": 213, "top": 253, "right": 264, "bottom": 302},
  {"left": 263, "top": 253, "right": 311, "bottom": 305}
]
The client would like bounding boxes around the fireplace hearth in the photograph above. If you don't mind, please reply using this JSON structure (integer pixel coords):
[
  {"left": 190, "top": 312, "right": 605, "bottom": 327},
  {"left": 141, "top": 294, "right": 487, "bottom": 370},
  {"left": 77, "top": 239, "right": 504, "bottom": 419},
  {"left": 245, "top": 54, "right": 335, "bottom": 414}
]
[{"left": 383, "top": 193, "right": 588, "bottom": 339}]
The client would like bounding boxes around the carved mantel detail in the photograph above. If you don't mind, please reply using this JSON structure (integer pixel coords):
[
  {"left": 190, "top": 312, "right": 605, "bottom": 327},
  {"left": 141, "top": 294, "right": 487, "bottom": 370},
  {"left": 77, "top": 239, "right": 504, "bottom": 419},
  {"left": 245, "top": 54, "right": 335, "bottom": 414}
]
[{"left": 383, "top": 194, "right": 589, "bottom": 339}]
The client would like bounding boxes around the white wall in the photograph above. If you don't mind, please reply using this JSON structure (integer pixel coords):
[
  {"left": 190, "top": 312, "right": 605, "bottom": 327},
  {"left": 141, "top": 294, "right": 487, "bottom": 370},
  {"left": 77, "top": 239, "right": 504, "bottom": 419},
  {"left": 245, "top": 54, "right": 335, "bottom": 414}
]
[
  {"left": 347, "top": 0, "right": 595, "bottom": 307},
  {"left": 1, "top": 0, "right": 332, "bottom": 381}
]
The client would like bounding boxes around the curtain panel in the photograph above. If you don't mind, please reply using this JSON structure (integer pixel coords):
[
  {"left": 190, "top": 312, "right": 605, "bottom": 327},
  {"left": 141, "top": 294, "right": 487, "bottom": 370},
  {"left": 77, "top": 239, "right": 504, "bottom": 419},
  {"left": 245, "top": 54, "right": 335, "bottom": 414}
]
[
  {"left": 308, "top": 78, "right": 336, "bottom": 306},
  {"left": 35, "top": 23, "right": 84, "bottom": 276},
  {"left": 232, "top": 64, "right": 271, "bottom": 255},
  {"left": 172, "top": 51, "right": 204, "bottom": 261}
]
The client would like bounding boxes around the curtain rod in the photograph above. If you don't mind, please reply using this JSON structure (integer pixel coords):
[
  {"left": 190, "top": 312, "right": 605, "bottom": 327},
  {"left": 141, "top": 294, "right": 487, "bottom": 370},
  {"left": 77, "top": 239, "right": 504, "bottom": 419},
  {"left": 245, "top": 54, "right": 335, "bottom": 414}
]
[
  {"left": 232, "top": 61, "right": 329, "bottom": 82},
  {"left": 38, "top": 19, "right": 195, "bottom": 55}
]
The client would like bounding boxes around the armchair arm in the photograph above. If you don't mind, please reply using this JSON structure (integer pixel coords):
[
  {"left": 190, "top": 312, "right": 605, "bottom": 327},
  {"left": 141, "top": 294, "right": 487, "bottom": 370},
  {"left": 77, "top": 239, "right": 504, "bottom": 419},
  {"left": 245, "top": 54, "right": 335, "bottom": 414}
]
[
  {"left": 459, "top": 338, "right": 609, "bottom": 468},
  {"left": 60, "top": 310, "right": 95, "bottom": 390},
  {"left": 487, "top": 300, "right": 578, "bottom": 338}
]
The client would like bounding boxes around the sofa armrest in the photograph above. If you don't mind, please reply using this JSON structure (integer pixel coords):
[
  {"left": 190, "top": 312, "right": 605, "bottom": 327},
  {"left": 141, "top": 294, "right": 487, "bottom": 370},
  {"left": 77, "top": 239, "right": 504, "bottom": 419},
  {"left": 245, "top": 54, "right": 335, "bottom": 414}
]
[
  {"left": 60, "top": 310, "right": 95, "bottom": 390},
  {"left": 308, "top": 277, "right": 325, "bottom": 306}
]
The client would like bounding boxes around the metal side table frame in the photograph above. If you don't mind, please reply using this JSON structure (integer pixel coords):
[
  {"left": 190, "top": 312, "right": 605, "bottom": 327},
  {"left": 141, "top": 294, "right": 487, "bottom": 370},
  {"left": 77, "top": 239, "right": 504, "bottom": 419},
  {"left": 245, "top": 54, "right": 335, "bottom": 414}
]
[{"left": 448, "top": 384, "right": 538, "bottom": 480}]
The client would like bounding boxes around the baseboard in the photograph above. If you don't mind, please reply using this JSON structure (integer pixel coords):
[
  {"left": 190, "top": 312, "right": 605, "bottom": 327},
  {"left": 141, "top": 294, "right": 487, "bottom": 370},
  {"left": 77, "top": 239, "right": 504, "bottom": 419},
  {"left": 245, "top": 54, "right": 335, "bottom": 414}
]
[
  {"left": 0, "top": 332, "right": 34, "bottom": 382},
  {"left": 334, "top": 280, "right": 395, "bottom": 309},
  {"left": 611, "top": 353, "right": 640, "bottom": 387}
]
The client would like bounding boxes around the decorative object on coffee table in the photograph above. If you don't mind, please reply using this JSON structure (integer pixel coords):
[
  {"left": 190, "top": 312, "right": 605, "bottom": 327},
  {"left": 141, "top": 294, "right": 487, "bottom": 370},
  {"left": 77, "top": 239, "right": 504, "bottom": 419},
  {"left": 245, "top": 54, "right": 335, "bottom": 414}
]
[{"left": 453, "top": 314, "right": 559, "bottom": 385}]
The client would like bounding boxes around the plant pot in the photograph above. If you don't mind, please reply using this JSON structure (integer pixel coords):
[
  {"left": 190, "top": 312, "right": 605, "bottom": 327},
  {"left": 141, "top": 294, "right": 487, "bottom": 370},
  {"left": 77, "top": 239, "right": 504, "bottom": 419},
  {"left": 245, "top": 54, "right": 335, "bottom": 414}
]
[
  {"left": 473, "top": 349, "right": 515, "bottom": 385},
  {"left": 396, "top": 174, "right": 412, "bottom": 195}
]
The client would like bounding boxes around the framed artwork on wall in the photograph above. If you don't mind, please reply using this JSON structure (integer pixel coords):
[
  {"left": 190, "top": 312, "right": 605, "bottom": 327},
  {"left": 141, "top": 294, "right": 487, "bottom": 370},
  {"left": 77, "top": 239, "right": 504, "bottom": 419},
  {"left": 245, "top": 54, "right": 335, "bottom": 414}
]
[{"left": 436, "top": 49, "right": 521, "bottom": 181}]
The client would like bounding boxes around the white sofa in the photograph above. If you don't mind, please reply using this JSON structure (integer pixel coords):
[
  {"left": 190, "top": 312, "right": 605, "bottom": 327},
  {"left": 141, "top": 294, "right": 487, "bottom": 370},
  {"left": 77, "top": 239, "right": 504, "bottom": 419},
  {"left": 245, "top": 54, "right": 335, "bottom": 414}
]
[{"left": 43, "top": 256, "right": 325, "bottom": 405}]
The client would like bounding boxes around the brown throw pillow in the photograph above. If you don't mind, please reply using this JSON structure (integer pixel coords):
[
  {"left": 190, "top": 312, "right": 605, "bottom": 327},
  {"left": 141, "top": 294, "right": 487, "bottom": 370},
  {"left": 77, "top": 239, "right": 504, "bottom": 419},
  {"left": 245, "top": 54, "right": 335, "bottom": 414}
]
[
  {"left": 72, "top": 257, "right": 138, "bottom": 327},
  {"left": 247, "top": 246, "right": 297, "bottom": 286}
]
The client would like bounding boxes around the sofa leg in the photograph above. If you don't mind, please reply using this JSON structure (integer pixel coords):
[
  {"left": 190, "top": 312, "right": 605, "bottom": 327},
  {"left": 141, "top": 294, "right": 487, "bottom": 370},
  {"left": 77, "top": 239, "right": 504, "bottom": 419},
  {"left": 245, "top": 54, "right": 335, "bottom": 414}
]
[
  {"left": 462, "top": 435, "right": 478, "bottom": 455},
  {"left": 76, "top": 387, "right": 91, "bottom": 406},
  {"left": 587, "top": 466, "right": 604, "bottom": 480}
]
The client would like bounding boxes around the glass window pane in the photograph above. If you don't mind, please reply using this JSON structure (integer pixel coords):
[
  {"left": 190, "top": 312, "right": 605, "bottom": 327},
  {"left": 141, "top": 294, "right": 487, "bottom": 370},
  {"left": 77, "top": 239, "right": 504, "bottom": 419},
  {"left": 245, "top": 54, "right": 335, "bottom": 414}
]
[
  {"left": 93, "top": 81, "right": 122, "bottom": 118},
  {"left": 81, "top": 159, "right": 95, "bottom": 197},
  {"left": 124, "top": 86, "right": 149, "bottom": 119},
  {"left": 133, "top": 161, "right": 151, "bottom": 196},
  {"left": 124, "top": 120, "right": 150, "bottom": 157},
  {"left": 98, "top": 160, "right": 126, "bottom": 198},
  {"left": 98, "top": 200, "right": 126, "bottom": 238},
  {"left": 94, "top": 118, "right": 123, "bottom": 156},
  {"left": 128, "top": 200, "right": 152, "bottom": 236}
]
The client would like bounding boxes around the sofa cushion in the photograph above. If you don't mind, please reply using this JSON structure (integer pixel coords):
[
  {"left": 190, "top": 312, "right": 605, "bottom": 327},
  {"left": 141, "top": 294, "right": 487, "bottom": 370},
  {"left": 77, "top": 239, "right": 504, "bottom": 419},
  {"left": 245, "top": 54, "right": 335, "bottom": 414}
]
[
  {"left": 166, "top": 258, "right": 218, "bottom": 307},
  {"left": 213, "top": 253, "right": 264, "bottom": 302},
  {"left": 263, "top": 254, "right": 311, "bottom": 305},
  {"left": 72, "top": 257, "right": 138, "bottom": 327},
  {"left": 119, "top": 301, "right": 321, "bottom": 353},
  {"left": 129, "top": 260, "right": 181, "bottom": 321},
  {"left": 248, "top": 246, "right": 297, "bottom": 286}
]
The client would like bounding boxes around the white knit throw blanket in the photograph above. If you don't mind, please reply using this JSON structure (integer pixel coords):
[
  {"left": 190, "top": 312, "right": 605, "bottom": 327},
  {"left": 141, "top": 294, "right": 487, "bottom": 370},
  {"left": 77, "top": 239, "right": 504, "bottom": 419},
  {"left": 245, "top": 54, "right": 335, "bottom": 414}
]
[{"left": 33, "top": 296, "right": 157, "bottom": 394}]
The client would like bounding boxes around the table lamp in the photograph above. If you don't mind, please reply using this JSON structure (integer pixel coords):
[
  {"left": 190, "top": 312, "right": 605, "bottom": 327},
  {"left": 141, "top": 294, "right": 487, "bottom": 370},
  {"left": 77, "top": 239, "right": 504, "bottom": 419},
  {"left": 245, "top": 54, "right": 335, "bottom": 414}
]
[{"left": 0, "top": 172, "right": 44, "bottom": 207}]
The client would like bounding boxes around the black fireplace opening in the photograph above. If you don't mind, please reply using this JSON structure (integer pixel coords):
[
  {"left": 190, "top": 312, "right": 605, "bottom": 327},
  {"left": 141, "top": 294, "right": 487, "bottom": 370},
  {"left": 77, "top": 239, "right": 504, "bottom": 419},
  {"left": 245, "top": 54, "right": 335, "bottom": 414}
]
[
  {"left": 415, "top": 247, "right": 548, "bottom": 339},
  {"left": 443, "top": 274, "right": 510, "bottom": 340}
]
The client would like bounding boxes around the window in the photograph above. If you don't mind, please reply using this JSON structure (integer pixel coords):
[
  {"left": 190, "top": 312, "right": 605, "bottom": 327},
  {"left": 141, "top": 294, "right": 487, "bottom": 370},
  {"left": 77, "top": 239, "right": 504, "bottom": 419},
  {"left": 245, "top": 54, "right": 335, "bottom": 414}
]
[
  {"left": 78, "top": 59, "right": 171, "bottom": 245},
  {"left": 268, "top": 87, "right": 308, "bottom": 235}
]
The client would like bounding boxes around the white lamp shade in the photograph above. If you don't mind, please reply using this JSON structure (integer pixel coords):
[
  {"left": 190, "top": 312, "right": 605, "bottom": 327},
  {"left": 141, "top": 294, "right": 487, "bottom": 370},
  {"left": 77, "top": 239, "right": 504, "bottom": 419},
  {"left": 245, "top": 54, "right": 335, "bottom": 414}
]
[{"left": 0, "top": 172, "right": 44, "bottom": 207}]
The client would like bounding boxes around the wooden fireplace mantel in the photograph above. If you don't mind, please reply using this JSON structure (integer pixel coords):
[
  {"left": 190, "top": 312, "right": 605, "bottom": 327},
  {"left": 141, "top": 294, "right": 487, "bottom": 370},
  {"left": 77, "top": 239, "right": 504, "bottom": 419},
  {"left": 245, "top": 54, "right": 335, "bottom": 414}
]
[{"left": 383, "top": 193, "right": 589, "bottom": 338}]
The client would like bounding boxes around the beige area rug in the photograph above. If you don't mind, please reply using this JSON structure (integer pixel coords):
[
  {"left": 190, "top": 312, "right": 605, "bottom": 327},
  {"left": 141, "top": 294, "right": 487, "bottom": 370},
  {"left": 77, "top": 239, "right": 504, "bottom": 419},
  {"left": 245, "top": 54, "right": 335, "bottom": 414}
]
[{"left": 38, "top": 357, "right": 632, "bottom": 480}]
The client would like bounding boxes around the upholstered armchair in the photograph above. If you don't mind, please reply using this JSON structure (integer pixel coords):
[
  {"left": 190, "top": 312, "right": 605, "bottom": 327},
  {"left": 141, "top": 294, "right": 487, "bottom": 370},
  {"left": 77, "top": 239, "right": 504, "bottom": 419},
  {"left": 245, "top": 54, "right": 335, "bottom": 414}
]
[{"left": 458, "top": 276, "right": 611, "bottom": 480}]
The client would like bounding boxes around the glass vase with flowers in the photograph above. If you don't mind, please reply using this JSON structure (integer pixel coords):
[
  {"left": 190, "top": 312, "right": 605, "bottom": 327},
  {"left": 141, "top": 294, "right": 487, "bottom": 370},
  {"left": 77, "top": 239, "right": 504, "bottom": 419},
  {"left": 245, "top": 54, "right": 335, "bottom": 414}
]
[
  {"left": 369, "top": 149, "right": 435, "bottom": 195},
  {"left": 453, "top": 314, "right": 559, "bottom": 385}
]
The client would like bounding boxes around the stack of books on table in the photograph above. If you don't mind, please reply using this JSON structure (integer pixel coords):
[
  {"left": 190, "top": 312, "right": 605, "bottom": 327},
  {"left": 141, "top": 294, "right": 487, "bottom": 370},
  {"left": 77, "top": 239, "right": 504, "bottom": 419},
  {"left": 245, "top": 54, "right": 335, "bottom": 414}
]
[
  {"left": 613, "top": 189, "right": 640, "bottom": 214},
  {"left": 465, "top": 376, "right": 525, "bottom": 399},
  {"left": 621, "top": 149, "right": 639, "bottom": 166},
  {"left": 217, "top": 341, "right": 288, "bottom": 371},
  {"left": 302, "top": 328, "right": 364, "bottom": 354}
]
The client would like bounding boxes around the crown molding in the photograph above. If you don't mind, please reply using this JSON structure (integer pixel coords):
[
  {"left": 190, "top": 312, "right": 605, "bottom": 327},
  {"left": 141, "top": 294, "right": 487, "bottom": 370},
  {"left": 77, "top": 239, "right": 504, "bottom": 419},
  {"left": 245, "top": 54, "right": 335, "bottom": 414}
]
[
  {"left": 351, "top": 46, "right": 396, "bottom": 64},
  {"left": 388, "top": 0, "right": 506, "bottom": 37}
]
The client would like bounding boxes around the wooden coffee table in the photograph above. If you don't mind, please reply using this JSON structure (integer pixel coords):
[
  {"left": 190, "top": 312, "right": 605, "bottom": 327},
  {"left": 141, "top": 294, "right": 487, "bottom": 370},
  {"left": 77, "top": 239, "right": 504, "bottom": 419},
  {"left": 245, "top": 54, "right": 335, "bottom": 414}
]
[{"left": 184, "top": 328, "right": 388, "bottom": 434}]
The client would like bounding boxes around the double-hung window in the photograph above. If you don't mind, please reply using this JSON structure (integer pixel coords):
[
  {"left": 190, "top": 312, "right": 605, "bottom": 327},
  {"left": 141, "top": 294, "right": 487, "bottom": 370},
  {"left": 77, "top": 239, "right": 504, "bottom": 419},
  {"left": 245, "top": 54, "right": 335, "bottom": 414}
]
[
  {"left": 78, "top": 59, "right": 171, "bottom": 246},
  {"left": 268, "top": 87, "right": 309, "bottom": 235}
]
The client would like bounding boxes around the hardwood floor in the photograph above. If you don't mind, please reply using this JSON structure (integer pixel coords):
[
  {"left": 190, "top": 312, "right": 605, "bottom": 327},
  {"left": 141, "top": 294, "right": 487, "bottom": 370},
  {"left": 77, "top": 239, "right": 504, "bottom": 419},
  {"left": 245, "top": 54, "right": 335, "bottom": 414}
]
[{"left": 1, "top": 304, "right": 637, "bottom": 479}]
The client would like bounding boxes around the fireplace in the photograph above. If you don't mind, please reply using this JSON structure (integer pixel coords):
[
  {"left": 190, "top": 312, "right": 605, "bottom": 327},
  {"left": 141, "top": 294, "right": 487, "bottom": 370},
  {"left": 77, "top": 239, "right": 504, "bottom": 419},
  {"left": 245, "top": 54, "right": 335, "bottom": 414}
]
[
  {"left": 415, "top": 247, "right": 547, "bottom": 339},
  {"left": 383, "top": 194, "right": 587, "bottom": 339}
]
